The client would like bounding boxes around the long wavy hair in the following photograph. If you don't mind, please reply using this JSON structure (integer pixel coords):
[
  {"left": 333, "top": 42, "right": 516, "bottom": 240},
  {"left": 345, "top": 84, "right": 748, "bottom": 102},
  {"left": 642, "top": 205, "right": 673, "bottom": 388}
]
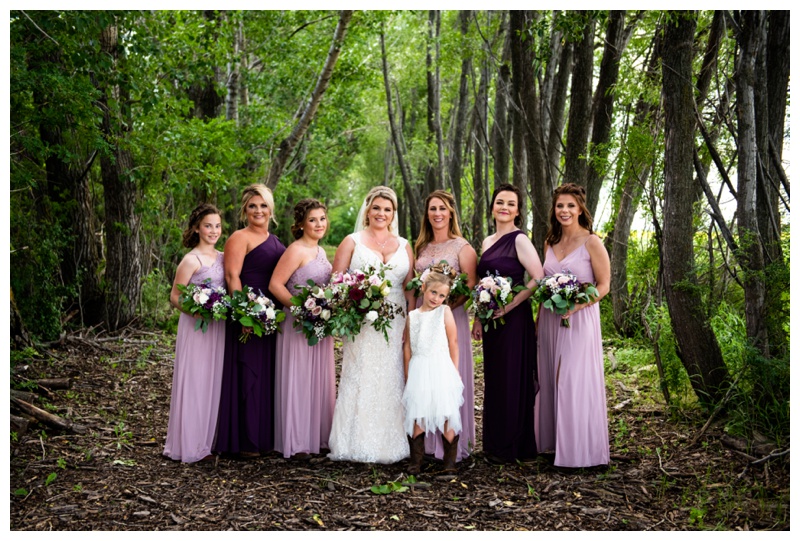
[
  {"left": 544, "top": 182, "right": 593, "bottom": 246},
  {"left": 490, "top": 183, "right": 523, "bottom": 227},
  {"left": 290, "top": 198, "right": 328, "bottom": 240},
  {"left": 414, "top": 190, "right": 463, "bottom": 256},
  {"left": 182, "top": 203, "right": 222, "bottom": 248},
  {"left": 238, "top": 183, "right": 277, "bottom": 226}
]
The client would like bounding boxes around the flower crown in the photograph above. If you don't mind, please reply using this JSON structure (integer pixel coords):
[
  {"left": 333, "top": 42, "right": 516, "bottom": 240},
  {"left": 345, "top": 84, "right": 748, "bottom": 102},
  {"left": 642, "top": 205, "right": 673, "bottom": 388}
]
[{"left": 422, "top": 262, "right": 456, "bottom": 286}]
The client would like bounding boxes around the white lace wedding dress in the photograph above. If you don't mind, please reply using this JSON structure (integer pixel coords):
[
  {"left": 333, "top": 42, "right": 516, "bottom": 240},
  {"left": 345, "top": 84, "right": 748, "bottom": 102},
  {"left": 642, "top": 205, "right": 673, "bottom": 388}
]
[{"left": 328, "top": 232, "right": 410, "bottom": 463}]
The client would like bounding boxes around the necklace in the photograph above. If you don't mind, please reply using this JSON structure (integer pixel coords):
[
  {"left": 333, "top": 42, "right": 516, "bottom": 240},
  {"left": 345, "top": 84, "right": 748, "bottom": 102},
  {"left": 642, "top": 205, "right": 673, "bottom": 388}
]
[{"left": 370, "top": 230, "right": 389, "bottom": 249}]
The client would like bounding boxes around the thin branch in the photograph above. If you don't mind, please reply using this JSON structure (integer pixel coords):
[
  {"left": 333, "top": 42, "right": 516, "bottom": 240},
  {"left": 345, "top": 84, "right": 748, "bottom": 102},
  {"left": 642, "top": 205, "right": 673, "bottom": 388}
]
[
  {"left": 20, "top": 11, "right": 59, "bottom": 46},
  {"left": 287, "top": 14, "right": 336, "bottom": 40}
]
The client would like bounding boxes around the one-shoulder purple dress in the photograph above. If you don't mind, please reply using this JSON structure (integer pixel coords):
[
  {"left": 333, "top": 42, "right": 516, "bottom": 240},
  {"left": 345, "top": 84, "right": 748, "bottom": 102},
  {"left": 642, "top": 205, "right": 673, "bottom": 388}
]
[
  {"left": 537, "top": 242, "right": 609, "bottom": 467},
  {"left": 478, "top": 230, "right": 538, "bottom": 461},
  {"left": 274, "top": 247, "right": 336, "bottom": 457},
  {"left": 163, "top": 252, "right": 226, "bottom": 463},
  {"left": 214, "top": 234, "right": 286, "bottom": 455}
]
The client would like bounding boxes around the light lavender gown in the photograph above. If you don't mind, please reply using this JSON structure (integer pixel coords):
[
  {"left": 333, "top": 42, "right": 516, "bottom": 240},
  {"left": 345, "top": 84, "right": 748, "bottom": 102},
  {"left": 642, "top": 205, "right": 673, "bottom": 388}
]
[
  {"left": 415, "top": 237, "right": 475, "bottom": 462},
  {"left": 274, "top": 246, "right": 336, "bottom": 457},
  {"left": 537, "top": 241, "right": 609, "bottom": 467},
  {"left": 164, "top": 252, "right": 226, "bottom": 463}
]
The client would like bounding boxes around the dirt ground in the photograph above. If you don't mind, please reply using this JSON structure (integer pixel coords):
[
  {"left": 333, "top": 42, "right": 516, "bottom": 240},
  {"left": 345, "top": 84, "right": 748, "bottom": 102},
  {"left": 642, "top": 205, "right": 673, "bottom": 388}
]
[{"left": 8, "top": 327, "right": 789, "bottom": 531}]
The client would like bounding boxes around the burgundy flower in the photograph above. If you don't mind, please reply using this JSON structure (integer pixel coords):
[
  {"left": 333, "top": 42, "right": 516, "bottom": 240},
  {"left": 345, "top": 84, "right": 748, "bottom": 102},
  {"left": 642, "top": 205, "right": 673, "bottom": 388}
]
[{"left": 348, "top": 287, "right": 366, "bottom": 303}]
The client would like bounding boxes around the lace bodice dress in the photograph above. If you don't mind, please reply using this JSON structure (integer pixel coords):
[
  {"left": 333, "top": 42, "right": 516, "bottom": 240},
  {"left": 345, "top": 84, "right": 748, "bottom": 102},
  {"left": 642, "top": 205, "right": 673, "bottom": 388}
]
[{"left": 328, "top": 232, "right": 411, "bottom": 463}]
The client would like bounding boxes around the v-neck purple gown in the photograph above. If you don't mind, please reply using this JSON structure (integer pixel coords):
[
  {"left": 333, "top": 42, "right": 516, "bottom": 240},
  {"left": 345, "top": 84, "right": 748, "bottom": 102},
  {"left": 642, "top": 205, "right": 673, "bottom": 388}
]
[
  {"left": 478, "top": 230, "right": 538, "bottom": 461},
  {"left": 214, "top": 234, "right": 286, "bottom": 455},
  {"left": 537, "top": 242, "right": 609, "bottom": 467}
]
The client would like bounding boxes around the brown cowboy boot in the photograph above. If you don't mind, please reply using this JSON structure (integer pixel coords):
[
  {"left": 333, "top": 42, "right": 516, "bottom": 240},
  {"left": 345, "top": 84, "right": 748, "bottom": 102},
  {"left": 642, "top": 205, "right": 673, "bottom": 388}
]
[
  {"left": 407, "top": 434, "right": 425, "bottom": 474},
  {"left": 442, "top": 434, "right": 460, "bottom": 473}
]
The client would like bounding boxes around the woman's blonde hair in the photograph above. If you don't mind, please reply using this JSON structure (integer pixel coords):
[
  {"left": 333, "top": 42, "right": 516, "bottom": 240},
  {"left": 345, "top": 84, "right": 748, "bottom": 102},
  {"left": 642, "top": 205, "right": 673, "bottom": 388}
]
[
  {"left": 239, "top": 183, "right": 277, "bottom": 226},
  {"left": 362, "top": 186, "right": 398, "bottom": 232},
  {"left": 414, "top": 190, "right": 463, "bottom": 256}
]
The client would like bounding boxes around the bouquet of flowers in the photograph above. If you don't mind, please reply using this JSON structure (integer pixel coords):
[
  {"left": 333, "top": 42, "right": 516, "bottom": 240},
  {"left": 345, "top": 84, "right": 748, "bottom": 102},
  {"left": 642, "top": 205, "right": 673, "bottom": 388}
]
[
  {"left": 532, "top": 271, "right": 599, "bottom": 327},
  {"left": 466, "top": 272, "right": 527, "bottom": 331},
  {"left": 176, "top": 279, "right": 231, "bottom": 333},
  {"left": 327, "top": 264, "right": 405, "bottom": 343},
  {"left": 405, "top": 260, "right": 470, "bottom": 300},
  {"left": 228, "top": 286, "right": 286, "bottom": 343},
  {"left": 289, "top": 279, "right": 335, "bottom": 346}
]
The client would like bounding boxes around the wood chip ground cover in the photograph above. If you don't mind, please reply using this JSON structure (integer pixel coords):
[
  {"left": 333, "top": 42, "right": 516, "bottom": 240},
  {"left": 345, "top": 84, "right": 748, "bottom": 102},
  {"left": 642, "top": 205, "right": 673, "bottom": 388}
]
[{"left": 9, "top": 328, "right": 789, "bottom": 531}]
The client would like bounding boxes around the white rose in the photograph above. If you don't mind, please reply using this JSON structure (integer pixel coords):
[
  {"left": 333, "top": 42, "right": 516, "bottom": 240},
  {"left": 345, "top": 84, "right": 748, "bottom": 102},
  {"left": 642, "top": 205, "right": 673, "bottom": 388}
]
[
  {"left": 381, "top": 286, "right": 391, "bottom": 297},
  {"left": 479, "top": 290, "right": 491, "bottom": 303},
  {"left": 265, "top": 307, "right": 276, "bottom": 320},
  {"left": 256, "top": 296, "right": 269, "bottom": 306},
  {"left": 194, "top": 292, "right": 209, "bottom": 305},
  {"left": 365, "top": 310, "right": 379, "bottom": 322},
  {"left": 321, "top": 309, "right": 331, "bottom": 321},
  {"left": 313, "top": 287, "right": 326, "bottom": 299}
]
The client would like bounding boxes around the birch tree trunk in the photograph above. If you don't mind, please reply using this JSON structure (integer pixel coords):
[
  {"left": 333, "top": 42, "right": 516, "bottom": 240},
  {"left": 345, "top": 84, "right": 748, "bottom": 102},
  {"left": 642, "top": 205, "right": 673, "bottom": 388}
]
[
  {"left": 491, "top": 14, "right": 512, "bottom": 189},
  {"left": 266, "top": 10, "right": 353, "bottom": 189},
  {"left": 448, "top": 10, "right": 472, "bottom": 215},
  {"left": 661, "top": 11, "right": 728, "bottom": 404},
  {"left": 735, "top": 10, "right": 768, "bottom": 355}
]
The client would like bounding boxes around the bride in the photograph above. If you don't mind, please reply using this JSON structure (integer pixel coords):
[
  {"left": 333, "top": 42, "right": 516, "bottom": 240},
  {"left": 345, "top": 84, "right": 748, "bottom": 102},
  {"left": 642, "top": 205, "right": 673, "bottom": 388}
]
[{"left": 328, "top": 186, "right": 415, "bottom": 463}]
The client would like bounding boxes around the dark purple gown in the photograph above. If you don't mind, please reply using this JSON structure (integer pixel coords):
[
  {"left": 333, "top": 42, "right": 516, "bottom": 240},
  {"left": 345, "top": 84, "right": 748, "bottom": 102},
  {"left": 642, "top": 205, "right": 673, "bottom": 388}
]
[
  {"left": 478, "top": 230, "right": 537, "bottom": 461},
  {"left": 214, "top": 234, "right": 286, "bottom": 455}
]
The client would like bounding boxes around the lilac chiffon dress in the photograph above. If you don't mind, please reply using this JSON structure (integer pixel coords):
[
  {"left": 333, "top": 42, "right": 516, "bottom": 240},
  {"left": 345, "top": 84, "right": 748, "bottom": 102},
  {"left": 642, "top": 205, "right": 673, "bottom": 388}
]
[
  {"left": 415, "top": 237, "right": 475, "bottom": 462},
  {"left": 163, "top": 252, "right": 226, "bottom": 463},
  {"left": 274, "top": 247, "right": 336, "bottom": 457},
  {"left": 214, "top": 234, "right": 286, "bottom": 455},
  {"left": 537, "top": 241, "right": 609, "bottom": 467},
  {"left": 478, "top": 230, "right": 538, "bottom": 461}
]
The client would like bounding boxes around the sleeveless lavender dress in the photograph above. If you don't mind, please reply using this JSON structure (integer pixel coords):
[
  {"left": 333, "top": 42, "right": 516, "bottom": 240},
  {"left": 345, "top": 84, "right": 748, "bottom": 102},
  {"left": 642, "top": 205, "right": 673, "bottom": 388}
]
[
  {"left": 164, "top": 252, "right": 226, "bottom": 463},
  {"left": 274, "top": 247, "right": 336, "bottom": 457},
  {"left": 537, "top": 241, "right": 609, "bottom": 467},
  {"left": 415, "top": 237, "right": 475, "bottom": 462},
  {"left": 478, "top": 230, "right": 538, "bottom": 461},
  {"left": 214, "top": 234, "right": 286, "bottom": 455}
]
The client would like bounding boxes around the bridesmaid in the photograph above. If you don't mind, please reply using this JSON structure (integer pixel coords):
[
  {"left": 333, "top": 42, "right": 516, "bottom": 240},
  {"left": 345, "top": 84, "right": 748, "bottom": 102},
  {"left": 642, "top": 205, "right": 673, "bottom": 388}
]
[
  {"left": 214, "top": 184, "right": 286, "bottom": 458},
  {"left": 269, "top": 199, "right": 336, "bottom": 460},
  {"left": 413, "top": 190, "right": 477, "bottom": 463},
  {"left": 164, "top": 203, "right": 226, "bottom": 463},
  {"left": 471, "top": 183, "right": 544, "bottom": 463},
  {"left": 537, "top": 183, "right": 610, "bottom": 468}
]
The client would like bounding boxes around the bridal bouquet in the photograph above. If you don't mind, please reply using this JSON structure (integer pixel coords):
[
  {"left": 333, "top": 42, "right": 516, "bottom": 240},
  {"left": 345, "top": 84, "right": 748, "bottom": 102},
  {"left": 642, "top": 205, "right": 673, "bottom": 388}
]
[
  {"left": 176, "top": 279, "right": 230, "bottom": 333},
  {"left": 289, "top": 280, "right": 335, "bottom": 346},
  {"left": 327, "top": 264, "right": 404, "bottom": 343},
  {"left": 228, "top": 286, "right": 286, "bottom": 342},
  {"left": 532, "top": 271, "right": 598, "bottom": 328},
  {"left": 467, "top": 272, "right": 526, "bottom": 331},
  {"left": 405, "top": 260, "right": 470, "bottom": 300}
]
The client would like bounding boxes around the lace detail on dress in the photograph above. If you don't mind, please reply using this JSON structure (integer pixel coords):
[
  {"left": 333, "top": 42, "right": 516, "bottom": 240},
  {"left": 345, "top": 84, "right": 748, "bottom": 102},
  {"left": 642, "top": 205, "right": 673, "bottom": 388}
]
[
  {"left": 415, "top": 238, "right": 469, "bottom": 273},
  {"left": 190, "top": 252, "right": 225, "bottom": 289},
  {"left": 327, "top": 232, "right": 410, "bottom": 463}
]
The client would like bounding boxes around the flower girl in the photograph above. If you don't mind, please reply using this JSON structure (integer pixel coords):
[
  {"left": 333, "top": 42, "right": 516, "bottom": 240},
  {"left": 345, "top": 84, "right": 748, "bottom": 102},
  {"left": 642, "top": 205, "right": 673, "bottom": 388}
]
[
  {"left": 402, "top": 264, "right": 464, "bottom": 474},
  {"left": 164, "top": 203, "right": 226, "bottom": 463}
]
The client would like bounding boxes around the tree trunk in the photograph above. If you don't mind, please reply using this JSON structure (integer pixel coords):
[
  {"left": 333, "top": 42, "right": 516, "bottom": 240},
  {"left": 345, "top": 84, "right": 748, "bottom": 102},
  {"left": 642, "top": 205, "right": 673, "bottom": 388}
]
[
  {"left": 661, "top": 11, "right": 728, "bottom": 405},
  {"left": 380, "top": 31, "right": 421, "bottom": 233},
  {"left": 564, "top": 12, "right": 595, "bottom": 185},
  {"left": 491, "top": 15, "right": 512, "bottom": 190},
  {"left": 448, "top": 10, "right": 472, "bottom": 215},
  {"left": 585, "top": 10, "right": 627, "bottom": 217},
  {"left": 608, "top": 30, "right": 662, "bottom": 336},
  {"left": 735, "top": 10, "right": 768, "bottom": 356},
  {"left": 188, "top": 10, "right": 223, "bottom": 120},
  {"left": 266, "top": 10, "right": 354, "bottom": 189},
  {"left": 225, "top": 17, "right": 243, "bottom": 123},
  {"left": 544, "top": 39, "right": 573, "bottom": 190},
  {"left": 97, "top": 22, "right": 143, "bottom": 331}
]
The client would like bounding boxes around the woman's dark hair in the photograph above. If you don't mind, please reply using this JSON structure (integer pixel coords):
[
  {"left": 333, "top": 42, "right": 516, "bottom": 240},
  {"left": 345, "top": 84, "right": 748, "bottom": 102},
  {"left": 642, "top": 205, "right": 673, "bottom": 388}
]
[
  {"left": 490, "top": 183, "right": 523, "bottom": 227},
  {"left": 291, "top": 198, "right": 328, "bottom": 240},
  {"left": 182, "top": 203, "right": 222, "bottom": 248},
  {"left": 544, "top": 182, "right": 593, "bottom": 246}
]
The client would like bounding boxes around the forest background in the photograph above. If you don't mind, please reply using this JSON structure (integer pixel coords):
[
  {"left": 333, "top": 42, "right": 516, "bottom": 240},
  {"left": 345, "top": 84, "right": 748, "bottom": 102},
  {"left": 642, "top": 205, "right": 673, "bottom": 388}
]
[{"left": 7, "top": 9, "right": 791, "bottom": 477}]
